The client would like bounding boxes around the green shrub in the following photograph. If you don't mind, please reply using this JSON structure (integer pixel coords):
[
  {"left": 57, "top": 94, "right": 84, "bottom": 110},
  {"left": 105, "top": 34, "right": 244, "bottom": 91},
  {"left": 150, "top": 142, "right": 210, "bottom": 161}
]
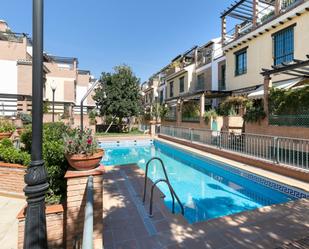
[
  {"left": 0, "top": 138, "right": 13, "bottom": 147},
  {"left": 0, "top": 145, "right": 30, "bottom": 166},
  {"left": 243, "top": 99, "right": 266, "bottom": 123},
  {"left": 0, "top": 119, "right": 15, "bottom": 133},
  {"left": 204, "top": 109, "right": 218, "bottom": 124},
  {"left": 20, "top": 122, "right": 70, "bottom": 204},
  {"left": 269, "top": 85, "right": 309, "bottom": 115},
  {"left": 219, "top": 96, "right": 249, "bottom": 116}
]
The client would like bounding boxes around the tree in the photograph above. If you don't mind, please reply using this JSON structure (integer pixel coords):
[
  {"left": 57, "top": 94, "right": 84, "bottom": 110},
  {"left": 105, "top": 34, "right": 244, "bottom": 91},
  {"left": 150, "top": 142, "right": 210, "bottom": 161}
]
[{"left": 93, "top": 65, "right": 142, "bottom": 125}]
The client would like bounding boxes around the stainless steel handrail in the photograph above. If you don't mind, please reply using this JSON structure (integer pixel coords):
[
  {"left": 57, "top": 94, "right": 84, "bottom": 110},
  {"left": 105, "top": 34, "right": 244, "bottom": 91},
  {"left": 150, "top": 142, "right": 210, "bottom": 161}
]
[
  {"left": 82, "top": 176, "right": 94, "bottom": 249},
  {"left": 143, "top": 157, "right": 184, "bottom": 217},
  {"left": 142, "top": 157, "right": 171, "bottom": 203},
  {"left": 149, "top": 179, "right": 184, "bottom": 217}
]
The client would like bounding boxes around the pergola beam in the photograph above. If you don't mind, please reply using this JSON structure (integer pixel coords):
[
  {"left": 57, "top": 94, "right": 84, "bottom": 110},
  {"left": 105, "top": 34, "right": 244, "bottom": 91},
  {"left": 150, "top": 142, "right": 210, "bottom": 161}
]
[{"left": 261, "top": 55, "right": 309, "bottom": 76}]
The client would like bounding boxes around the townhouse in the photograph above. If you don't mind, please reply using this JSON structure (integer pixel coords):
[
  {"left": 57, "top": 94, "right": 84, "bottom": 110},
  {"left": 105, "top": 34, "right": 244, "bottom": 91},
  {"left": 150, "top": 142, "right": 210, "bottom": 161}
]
[
  {"left": 220, "top": 0, "right": 309, "bottom": 137},
  {"left": 0, "top": 20, "right": 96, "bottom": 124},
  {"left": 221, "top": 0, "right": 309, "bottom": 94},
  {"left": 142, "top": 38, "right": 229, "bottom": 129}
]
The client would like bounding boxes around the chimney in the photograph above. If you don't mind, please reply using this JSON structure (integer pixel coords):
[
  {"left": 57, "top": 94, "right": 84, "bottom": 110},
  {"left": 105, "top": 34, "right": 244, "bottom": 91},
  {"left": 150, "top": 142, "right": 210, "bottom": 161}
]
[{"left": 0, "top": 20, "right": 9, "bottom": 32}]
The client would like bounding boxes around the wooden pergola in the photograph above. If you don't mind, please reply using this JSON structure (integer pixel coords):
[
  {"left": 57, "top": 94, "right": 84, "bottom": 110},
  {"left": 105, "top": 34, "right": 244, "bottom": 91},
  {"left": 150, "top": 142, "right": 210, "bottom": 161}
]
[{"left": 260, "top": 55, "right": 309, "bottom": 116}]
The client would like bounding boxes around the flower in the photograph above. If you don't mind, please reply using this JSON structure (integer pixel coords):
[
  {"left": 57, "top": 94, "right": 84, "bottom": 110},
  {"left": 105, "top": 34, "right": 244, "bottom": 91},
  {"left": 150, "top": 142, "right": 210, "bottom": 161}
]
[{"left": 87, "top": 138, "right": 92, "bottom": 145}]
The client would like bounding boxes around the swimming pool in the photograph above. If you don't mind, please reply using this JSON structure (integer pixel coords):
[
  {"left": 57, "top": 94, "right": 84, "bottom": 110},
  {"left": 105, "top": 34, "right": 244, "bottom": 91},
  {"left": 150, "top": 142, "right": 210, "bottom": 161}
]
[{"left": 100, "top": 139, "right": 308, "bottom": 223}]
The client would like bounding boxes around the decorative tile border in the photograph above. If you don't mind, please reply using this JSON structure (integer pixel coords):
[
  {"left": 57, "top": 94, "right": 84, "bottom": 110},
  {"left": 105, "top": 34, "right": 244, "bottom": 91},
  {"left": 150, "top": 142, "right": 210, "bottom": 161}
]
[{"left": 155, "top": 140, "right": 309, "bottom": 200}]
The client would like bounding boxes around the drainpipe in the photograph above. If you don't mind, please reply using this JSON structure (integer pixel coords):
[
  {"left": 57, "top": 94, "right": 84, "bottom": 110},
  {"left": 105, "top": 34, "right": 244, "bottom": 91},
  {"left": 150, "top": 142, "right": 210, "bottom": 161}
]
[{"left": 80, "top": 80, "right": 100, "bottom": 132}]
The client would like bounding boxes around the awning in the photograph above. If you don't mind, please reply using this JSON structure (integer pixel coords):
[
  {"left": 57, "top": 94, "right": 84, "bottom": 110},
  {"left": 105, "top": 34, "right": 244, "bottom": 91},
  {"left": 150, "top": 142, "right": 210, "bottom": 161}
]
[{"left": 248, "top": 77, "right": 306, "bottom": 99}]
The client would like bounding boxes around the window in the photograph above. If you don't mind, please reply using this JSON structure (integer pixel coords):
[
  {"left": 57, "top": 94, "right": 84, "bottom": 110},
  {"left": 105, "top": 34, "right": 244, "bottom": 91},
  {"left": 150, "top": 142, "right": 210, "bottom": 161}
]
[
  {"left": 197, "top": 74, "right": 205, "bottom": 90},
  {"left": 169, "top": 81, "right": 174, "bottom": 97},
  {"left": 235, "top": 49, "right": 247, "bottom": 76},
  {"left": 159, "top": 90, "right": 164, "bottom": 104},
  {"left": 273, "top": 26, "right": 294, "bottom": 65},
  {"left": 179, "top": 76, "right": 185, "bottom": 93},
  {"left": 220, "top": 65, "right": 226, "bottom": 90}
]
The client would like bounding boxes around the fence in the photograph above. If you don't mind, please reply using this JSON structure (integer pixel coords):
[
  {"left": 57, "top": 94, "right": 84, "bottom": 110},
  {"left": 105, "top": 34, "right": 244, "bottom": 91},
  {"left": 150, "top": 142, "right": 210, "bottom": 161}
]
[
  {"left": 269, "top": 114, "right": 309, "bottom": 127},
  {"left": 160, "top": 126, "right": 309, "bottom": 171}
]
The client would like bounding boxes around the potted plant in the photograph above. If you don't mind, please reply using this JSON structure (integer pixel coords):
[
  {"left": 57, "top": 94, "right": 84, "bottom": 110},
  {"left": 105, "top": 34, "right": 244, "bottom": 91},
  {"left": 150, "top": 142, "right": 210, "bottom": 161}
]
[
  {"left": 64, "top": 128, "right": 104, "bottom": 171},
  {"left": 0, "top": 119, "right": 15, "bottom": 140}
]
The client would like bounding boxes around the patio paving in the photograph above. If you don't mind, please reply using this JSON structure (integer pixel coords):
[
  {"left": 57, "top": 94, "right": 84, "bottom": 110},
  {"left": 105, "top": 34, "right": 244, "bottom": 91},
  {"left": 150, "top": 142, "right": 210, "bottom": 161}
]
[
  {"left": 103, "top": 165, "right": 309, "bottom": 249},
  {"left": 0, "top": 196, "right": 25, "bottom": 249}
]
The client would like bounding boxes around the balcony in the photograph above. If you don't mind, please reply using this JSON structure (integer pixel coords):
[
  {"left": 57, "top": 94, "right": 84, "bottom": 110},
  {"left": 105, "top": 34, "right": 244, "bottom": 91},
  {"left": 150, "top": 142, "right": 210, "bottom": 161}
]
[
  {"left": 0, "top": 31, "right": 25, "bottom": 43},
  {"left": 221, "top": 0, "right": 304, "bottom": 46}
]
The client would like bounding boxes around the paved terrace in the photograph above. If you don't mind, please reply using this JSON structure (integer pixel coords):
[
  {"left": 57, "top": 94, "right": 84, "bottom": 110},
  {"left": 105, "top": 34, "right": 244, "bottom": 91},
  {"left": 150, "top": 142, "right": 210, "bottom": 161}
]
[{"left": 103, "top": 165, "right": 309, "bottom": 249}]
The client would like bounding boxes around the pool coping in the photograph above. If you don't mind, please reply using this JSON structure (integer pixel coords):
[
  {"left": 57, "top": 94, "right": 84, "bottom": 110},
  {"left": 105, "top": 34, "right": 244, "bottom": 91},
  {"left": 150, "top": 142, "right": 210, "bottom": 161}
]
[
  {"left": 103, "top": 164, "right": 309, "bottom": 249},
  {"left": 155, "top": 137, "right": 309, "bottom": 193}
]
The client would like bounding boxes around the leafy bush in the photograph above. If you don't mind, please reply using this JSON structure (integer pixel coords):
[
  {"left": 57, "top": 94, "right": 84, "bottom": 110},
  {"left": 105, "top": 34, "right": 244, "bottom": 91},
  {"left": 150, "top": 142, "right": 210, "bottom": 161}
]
[
  {"left": 182, "top": 101, "right": 200, "bottom": 118},
  {"left": 0, "top": 145, "right": 30, "bottom": 166},
  {"left": 0, "top": 138, "right": 13, "bottom": 147},
  {"left": 219, "top": 96, "right": 249, "bottom": 116},
  {"left": 269, "top": 85, "right": 309, "bottom": 115},
  {"left": 64, "top": 128, "right": 98, "bottom": 155},
  {"left": 21, "top": 122, "right": 70, "bottom": 204},
  {"left": 0, "top": 119, "right": 15, "bottom": 133},
  {"left": 243, "top": 100, "right": 266, "bottom": 123},
  {"left": 204, "top": 109, "right": 218, "bottom": 124}
]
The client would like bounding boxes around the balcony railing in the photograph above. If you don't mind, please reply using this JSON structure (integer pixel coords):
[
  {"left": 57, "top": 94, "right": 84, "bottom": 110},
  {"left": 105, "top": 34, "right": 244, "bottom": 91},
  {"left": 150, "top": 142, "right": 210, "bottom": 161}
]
[
  {"left": 0, "top": 31, "right": 25, "bottom": 43},
  {"left": 160, "top": 126, "right": 309, "bottom": 171},
  {"left": 182, "top": 116, "right": 200, "bottom": 123}
]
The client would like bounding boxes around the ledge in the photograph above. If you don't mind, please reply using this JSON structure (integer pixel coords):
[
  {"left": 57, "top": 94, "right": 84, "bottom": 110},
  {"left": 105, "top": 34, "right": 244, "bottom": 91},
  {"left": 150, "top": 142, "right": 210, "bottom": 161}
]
[
  {"left": 17, "top": 204, "right": 64, "bottom": 219},
  {"left": 0, "top": 162, "right": 26, "bottom": 169},
  {"left": 64, "top": 164, "right": 105, "bottom": 179}
]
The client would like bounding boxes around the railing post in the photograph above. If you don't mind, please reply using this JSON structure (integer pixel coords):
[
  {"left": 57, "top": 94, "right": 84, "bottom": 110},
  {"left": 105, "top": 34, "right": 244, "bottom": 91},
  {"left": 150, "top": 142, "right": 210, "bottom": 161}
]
[
  {"left": 190, "top": 128, "right": 193, "bottom": 143},
  {"left": 273, "top": 137, "right": 280, "bottom": 164}
]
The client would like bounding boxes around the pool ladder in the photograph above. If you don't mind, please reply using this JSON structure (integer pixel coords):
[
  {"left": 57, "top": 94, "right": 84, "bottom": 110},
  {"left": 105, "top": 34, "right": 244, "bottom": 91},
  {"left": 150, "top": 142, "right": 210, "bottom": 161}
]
[{"left": 142, "top": 157, "right": 184, "bottom": 217}]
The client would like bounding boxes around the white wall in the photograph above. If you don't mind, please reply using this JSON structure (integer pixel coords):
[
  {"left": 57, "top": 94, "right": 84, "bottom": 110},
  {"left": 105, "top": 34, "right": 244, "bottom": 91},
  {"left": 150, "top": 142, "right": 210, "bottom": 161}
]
[
  {"left": 0, "top": 60, "right": 17, "bottom": 94},
  {"left": 0, "top": 60, "right": 18, "bottom": 116},
  {"left": 76, "top": 85, "right": 88, "bottom": 105}
]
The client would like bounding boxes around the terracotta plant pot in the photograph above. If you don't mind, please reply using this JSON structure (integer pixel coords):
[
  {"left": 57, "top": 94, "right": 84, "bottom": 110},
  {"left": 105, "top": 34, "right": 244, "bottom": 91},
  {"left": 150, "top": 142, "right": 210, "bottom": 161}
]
[
  {"left": 65, "top": 148, "right": 104, "bottom": 171},
  {"left": 0, "top": 132, "right": 13, "bottom": 140}
]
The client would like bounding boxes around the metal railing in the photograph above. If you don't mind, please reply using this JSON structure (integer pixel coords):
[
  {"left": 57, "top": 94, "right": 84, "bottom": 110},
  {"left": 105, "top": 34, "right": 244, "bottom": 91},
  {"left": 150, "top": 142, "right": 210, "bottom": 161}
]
[
  {"left": 181, "top": 116, "right": 200, "bottom": 123},
  {"left": 160, "top": 126, "right": 309, "bottom": 171},
  {"left": 82, "top": 176, "right": 94, "bottom": 249},
  {"left": 143, "top": 157, "right": 184, "bottom": 217}
]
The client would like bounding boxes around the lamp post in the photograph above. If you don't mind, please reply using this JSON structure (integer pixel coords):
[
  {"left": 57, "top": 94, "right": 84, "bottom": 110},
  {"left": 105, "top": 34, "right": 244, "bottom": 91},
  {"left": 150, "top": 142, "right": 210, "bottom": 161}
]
[
  {"left": 50, "top": 80, "right": 57, "bottom": 122},
  {"left": 23, "top": 0, "right": 49, "bottom": 248}
]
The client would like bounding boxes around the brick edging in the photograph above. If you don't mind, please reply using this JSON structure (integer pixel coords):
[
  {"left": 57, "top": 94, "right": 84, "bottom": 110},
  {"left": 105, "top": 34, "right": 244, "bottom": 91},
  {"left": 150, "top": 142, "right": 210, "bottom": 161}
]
[
  {"left": 17, "top": 204, "right": 64, "bottom": 219},
  {"left": 158, "top": 134, "right": 309, "bottom": 183},
  {"left": 0, "top": 162, "right": 26, "bottom": 169}
]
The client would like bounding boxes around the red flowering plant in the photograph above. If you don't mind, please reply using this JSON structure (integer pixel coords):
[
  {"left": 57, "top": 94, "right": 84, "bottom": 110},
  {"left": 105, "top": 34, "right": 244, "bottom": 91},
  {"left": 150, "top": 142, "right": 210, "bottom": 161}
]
[{"left": 64, "top": 128, "right": 99, "bottom": 155}]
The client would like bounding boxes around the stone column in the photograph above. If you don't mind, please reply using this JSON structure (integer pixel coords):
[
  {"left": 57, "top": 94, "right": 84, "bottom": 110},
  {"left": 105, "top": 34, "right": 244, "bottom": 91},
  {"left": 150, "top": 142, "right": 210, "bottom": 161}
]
[
  {"left": 65, "top": 166, "right": 104, "bottom": 249},
  {"left": 263, "top": 75, "right": 272, "bottom": 120},
  {"left": 200, "top": 93, "right": 205, "bottom": 124}
]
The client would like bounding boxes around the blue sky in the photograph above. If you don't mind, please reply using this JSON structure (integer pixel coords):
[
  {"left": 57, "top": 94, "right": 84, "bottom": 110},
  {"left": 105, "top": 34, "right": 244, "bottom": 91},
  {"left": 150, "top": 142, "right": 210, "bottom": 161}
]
[{"left": 1, "top": 0, "right": 234, "bottom": 82}]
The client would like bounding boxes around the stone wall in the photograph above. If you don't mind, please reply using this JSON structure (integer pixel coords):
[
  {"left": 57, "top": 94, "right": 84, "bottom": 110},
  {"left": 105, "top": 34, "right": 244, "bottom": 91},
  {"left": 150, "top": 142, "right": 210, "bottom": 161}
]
[
  {"left": 17, "top": 205, "right": 64, "bottom": 249},
  {"left": 0, "top": 162, "right": 26, "bottom": 197}
]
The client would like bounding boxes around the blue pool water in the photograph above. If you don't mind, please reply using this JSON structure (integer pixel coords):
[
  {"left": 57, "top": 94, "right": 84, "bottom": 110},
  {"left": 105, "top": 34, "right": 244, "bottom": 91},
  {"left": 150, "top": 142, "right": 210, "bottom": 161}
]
[{"left": 100, "top": 140, "right": 307, "bottom": 223}]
